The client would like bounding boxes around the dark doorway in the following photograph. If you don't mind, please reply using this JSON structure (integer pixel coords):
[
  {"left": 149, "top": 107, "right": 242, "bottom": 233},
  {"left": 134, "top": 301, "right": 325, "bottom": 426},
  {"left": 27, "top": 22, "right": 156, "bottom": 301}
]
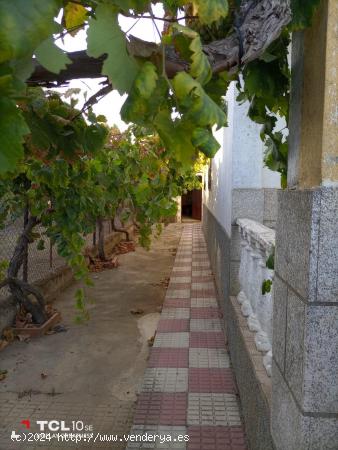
[{"left": 181, "top": 188, "right": 202, "bottom": 221}]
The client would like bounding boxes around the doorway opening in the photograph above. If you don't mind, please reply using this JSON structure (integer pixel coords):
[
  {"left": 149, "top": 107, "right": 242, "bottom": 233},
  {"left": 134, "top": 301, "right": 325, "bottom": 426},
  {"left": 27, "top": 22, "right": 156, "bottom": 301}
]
[{"left": 181, "top": 188, "right": 202, "bottom": 222}]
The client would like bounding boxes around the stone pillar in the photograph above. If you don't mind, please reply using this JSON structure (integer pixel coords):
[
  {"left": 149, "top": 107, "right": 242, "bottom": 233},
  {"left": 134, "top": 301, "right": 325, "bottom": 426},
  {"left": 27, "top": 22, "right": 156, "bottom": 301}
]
[{"left": 271, "top": 1, "right": 338, "bottom": 448}]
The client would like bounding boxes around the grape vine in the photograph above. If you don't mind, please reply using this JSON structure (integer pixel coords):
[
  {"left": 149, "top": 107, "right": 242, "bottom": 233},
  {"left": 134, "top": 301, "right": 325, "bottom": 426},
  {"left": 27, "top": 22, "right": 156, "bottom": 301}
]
[
  {"left": 0, "top": 87, "right": 203, "bottom": 320},
  {"left": 0, "top": 0, "right": 321, "bottom": 175},
  {"left": 0, "top": 0, "right": 321, "bottom": 320}
]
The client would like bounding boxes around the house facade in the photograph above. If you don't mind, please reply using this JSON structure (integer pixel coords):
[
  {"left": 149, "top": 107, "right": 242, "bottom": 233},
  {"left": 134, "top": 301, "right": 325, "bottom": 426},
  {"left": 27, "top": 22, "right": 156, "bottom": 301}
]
[{"left": 201, "top": 2, "right": 338, "bottom": 448}]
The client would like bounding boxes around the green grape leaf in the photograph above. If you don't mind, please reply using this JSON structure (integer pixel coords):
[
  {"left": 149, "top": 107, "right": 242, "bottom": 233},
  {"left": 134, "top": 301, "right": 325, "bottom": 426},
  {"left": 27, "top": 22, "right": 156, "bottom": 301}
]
[
  {"left": 260, "top": 51, "right": 278, "bottom": 63},
  {"left": 244, "top": 61, "right": 276, "bottom": 100},
  {"left": 134, "top": 62, "right": 158, "bottom": 99},
  {"left": 204, "top": 71, "right": 233, "bottom": 109},
  {"left": 63, "top": 2, "right": 87, "bottom": 36},
  {"left": 0, "top": 98, "right": 29, "bottom": 173},
  {"left": 290, "top": 0, "right": 321, "bottom": 30},
  {"left": 192, "top": 128, "right": 220, "bottom": 158},
  {"left": 172, "top": 24, "right": 211, "bottom": 85},
  {"left": 0, "top": 63, "right": 27, "bottom": 97},
  {"left": 84, "top": 124, "right": 109, "bottom": 153},
  {"left": 87, "top": 3, "right": 138, "bottom": 94},
  {"left": 173, "top": 72, "right": 226, "bottom": 129},
  {"left": 35, "top": 37, "right": 72, "bottom": 74},
  {"left": 112, "top": 0, "right": 150, "bottom": 13},
  {"left": 242, "top": 57, "right": 290, "bottom": 113},
  {"left": 192, "top": 0, "right": 229, "bottom": 24},
  {"left": 75, "top": 287, "right": 85, "bottom": 310},
  {"left": 162, "top": 0, "right": 187, "bottom": 14},
  {"left": 0, "top": 73, "right": 13, "bottom": 96},
  {"left": 11, "top": 57, "right": 35, "bottom": 82},
  {"left": 263, "top": 134, "right": 288, "bottom": 179},
  {"left": 260, "top": 115, "right": 277, "bottom": 140},
  {"left": 0, "top": 0, "right": 60, "bottom": 64},
  {"left": 121, "top": 72, "right": 167, "bottom": 125},
  {"left": 154, "top": 111, "right": 196, "bottom": 166},
  {"left": 248, "top": 96, "right": 268, "bottom": 124},
  {"left": 189, "top": 35, "right": 212, "bottom": 85},
  {"left": 96, "top": 115, "right": 107, "bottom": 123}
]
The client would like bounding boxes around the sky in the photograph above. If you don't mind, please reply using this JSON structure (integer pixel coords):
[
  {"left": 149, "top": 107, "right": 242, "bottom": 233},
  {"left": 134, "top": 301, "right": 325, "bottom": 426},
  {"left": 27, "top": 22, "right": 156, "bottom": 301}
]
[{"left": 55, "top": 5, "right": 165, "bottom": 130}]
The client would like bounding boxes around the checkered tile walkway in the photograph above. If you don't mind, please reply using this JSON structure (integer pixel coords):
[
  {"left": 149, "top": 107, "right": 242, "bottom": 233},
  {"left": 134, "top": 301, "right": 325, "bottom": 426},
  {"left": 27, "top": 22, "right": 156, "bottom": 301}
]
[{"left": 127, "top": 224, "right": 247, "bottom": 449}]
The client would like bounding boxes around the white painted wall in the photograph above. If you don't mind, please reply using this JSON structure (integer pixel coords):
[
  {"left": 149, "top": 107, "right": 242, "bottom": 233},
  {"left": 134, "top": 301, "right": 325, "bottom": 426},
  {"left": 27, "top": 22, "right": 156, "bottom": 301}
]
[
  {"left": 203, "top": 87, "right": 234, "bottom": 236},
  {"left": 203, "top": 82, "right": 281, "bottom": 233}
]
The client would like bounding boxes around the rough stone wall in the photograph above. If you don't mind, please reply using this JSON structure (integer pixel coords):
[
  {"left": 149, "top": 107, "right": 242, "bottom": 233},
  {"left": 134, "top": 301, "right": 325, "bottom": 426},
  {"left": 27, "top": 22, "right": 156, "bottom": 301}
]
[
  {"left": 271, "top": 187, "right": 338, "bottom": 449},
  {"left": 271, "top": 2, "right": 338, "bottom": 443}
]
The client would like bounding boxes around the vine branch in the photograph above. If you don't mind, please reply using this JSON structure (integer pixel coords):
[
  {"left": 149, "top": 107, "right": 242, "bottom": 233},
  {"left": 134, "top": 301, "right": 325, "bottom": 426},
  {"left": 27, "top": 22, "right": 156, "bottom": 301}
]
[{"left": 28, "top": 0, "right": 291, "bottom": 87}]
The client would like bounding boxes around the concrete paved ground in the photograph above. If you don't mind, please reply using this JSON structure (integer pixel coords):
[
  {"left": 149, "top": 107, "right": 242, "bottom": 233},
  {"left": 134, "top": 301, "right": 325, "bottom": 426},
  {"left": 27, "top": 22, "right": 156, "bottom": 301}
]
[{"left": 0, "top": 223, "right": 183, "bottom": 449}]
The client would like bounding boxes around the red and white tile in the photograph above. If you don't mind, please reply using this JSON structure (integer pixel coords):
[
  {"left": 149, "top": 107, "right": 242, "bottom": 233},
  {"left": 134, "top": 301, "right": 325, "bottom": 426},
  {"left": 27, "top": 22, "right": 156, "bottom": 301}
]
[{"left": 127, "top": 225, "right": 247, "bottom": 449}]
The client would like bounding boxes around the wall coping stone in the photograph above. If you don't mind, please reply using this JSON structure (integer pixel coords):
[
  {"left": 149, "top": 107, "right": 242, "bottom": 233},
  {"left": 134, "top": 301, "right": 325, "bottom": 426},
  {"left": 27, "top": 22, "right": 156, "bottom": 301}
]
[{"left": 237, "top": 218, "right": 275, "bottom": 252}]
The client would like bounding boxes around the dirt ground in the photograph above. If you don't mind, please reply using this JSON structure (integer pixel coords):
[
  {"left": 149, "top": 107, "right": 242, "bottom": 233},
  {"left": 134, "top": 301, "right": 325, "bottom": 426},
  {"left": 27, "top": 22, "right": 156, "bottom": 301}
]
[{"left": 0, "top": 223, "right": 183, "bottom": 449}]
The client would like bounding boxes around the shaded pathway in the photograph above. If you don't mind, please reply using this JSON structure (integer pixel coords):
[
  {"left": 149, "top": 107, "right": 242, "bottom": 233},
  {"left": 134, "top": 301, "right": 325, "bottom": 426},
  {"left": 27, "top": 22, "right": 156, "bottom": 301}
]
[{"left": 128, "top": 224, "right": 247, "bottom": 449}]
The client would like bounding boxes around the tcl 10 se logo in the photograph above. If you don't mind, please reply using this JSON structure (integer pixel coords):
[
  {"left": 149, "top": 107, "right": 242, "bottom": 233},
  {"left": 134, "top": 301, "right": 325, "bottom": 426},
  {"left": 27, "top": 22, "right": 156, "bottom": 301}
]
[{"left": 20, "top": 419, "right": 92, "bottom": 432}]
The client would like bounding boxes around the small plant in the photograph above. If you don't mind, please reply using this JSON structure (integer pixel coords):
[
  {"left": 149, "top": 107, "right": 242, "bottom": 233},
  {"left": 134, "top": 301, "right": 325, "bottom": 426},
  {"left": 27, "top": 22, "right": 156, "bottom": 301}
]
[
  {"left": 266, "top": 249, "right": 275, "bottom": 270},
  {"left": 262, "top": 247, "right": 275, "bottom": 295},
  {"left": 262, "top": 279, "right": 273, "bottom": 295}
]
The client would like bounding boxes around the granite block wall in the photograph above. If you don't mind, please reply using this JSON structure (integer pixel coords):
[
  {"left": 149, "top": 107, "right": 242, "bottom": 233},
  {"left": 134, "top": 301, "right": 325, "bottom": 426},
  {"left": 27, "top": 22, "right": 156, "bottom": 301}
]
[{"left": 271, "top": 187, "right": 338, "bottom": 449}]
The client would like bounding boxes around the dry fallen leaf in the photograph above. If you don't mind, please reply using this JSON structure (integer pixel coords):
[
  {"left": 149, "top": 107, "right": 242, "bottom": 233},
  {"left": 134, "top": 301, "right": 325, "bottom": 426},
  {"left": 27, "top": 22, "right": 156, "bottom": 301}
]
[
  {"left": 130, "top": 308, "right": 144, "bottom": 315},
  {"left": 45, "top": 304, "right": 55, "bottom": 318},
  {"left": 0, "top": 340, "right": 9, "bottom": 351},
  {"left": 46, "top": 324, "right": 67, "bottom": 335},
  {"left": 116, "top": 241, "right": 135, "bottom": 254},
  {"left": 154, "top": 277, "right": 170, "bottom": 288},
  {"left": 15, "top": 318, "right": 26, "bottom": 328},
  {"left": 17, "top": 334, "right": 30, "bottom": 343},
  {"left": 89, "top": 256, "right": 119, "bottom": 272},
  {"left": 2, "top": 328, "right": 14, "bottom": 342},
  {"left": 0, "top": 370, "right": 8, "bottom": 381}
]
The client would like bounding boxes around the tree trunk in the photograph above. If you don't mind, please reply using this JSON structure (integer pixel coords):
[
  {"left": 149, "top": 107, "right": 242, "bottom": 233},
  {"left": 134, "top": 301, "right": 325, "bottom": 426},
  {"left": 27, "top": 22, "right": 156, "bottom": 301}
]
[
  {"left": 7, "top": 215, "right": 48, "bottom": 324},
  {"left": 97, "top": 218, "right": 106, "bottom": 261},
  {"left": 112, "top": 216, "right": 130, "bottom": 242},
  {"left": 10, "top": 280, "right": 47, "bottom": 325}
]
